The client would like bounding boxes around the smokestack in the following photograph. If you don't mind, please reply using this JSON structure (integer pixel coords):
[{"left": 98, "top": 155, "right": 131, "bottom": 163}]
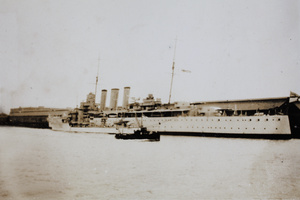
[
  {"left": 100, "top": 89, "right": 107, "bottom": 111},
  {"left": 110, "top": 88, "right": 119, "bottom": 110},
  {"left": 122, "top": 87, "right": 131, "bottom": 109}
]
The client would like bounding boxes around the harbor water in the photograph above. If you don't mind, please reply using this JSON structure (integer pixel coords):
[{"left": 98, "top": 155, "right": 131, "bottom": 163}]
[{"left": 0, "top": 127, "right": 299, "bottom": 199}]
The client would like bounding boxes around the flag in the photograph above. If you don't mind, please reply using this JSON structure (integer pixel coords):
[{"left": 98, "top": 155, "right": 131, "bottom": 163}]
[
  {"left": 290, "top": 91, "right": 299, "bottom": 97},
  {"left": 289, "top": 91, "right": 299, "bottom": 103},
  {"left": 181, "top": 69, "right": 191, "bottom": 73}
]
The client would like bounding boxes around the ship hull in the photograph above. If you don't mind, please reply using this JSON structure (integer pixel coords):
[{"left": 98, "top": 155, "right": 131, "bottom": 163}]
[
  {"left": 9, "top": 115, "right": 50, "bottom": 128},
  {"left": 52, "top": 127, "right": 137, "bottom": 134},
  {"left": 159, "top": 131, "right": 291, "bottom": 139},
  {"left": 48, "top": 114, "right": 292, "bottom": 138},
  {"left": 121, "top": 115, "right": 291, "bottom": 139},
  {"left": 48, "top": 116, "right": 138, "bottom": 134}
]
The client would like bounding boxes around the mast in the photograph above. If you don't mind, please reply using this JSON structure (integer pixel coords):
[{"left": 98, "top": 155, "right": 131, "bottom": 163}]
[
  {"left": 95, "top": 56, "right": 100, "bottom": 101},
  {"left": 168, "top": 37, "right": 177, "bottom": 104}
]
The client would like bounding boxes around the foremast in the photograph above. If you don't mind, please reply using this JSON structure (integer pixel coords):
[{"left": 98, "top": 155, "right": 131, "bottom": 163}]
[
  {"left": 168, "top": 37, "right": 177, "bottom": 105},
  {"left": 95, "top": 56, "right": 100, "bottom": 101}
]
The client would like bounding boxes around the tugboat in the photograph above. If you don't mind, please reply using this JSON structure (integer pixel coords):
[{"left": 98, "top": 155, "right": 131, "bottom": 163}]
[
  {"left": 115, "top": 126, "right": 160, "bottom": 141},
  {"left": 115, "top": 115, "right": 160, "bottom": 141}
]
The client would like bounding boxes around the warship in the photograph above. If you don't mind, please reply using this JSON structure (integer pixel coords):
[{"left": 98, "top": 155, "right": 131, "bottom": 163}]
[
  {"left": 47, "top": 88, "right": 300, "bottom": 139},
  {"left": 48, "top": 42, "right": 300, "bottom": 138}
]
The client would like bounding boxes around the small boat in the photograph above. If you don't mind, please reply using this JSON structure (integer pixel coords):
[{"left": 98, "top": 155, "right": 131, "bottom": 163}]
[{"left": 115, "top": 127, "right": 160, "bottom": 141}]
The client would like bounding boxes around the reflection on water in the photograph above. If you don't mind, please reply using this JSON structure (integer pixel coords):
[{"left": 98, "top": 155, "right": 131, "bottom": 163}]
[{"left": 0, "top": 127, "right": 299, "bottom": 199}]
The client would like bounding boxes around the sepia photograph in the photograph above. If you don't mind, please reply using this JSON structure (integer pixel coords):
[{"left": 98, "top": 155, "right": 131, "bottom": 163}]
[{"left": 1, "top": 0, "right": 300, "bottom": 199}]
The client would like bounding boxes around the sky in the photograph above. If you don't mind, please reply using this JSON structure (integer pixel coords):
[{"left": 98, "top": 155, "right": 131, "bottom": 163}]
[{"left": 0, "top": 0, "right": 299, "bottom": 114}]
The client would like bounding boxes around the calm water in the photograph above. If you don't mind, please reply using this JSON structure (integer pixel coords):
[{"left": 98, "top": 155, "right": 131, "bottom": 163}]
[{"left": 0, "top": 127, "right": 299, "bottom": 200}]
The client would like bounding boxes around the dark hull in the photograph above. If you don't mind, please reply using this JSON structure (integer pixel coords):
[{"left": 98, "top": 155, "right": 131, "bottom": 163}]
[
  {"left": 288, "top": 103, "right": 300, "bottom": 138},
  {"left": 0, "top": 114, "right": 10, "bottom": 126},
  {"left": 8, "top": 115, "right": 50, "bottom": 129},
  {"left": 115, "top": 132, "right": 160, "bottom": 141}
]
